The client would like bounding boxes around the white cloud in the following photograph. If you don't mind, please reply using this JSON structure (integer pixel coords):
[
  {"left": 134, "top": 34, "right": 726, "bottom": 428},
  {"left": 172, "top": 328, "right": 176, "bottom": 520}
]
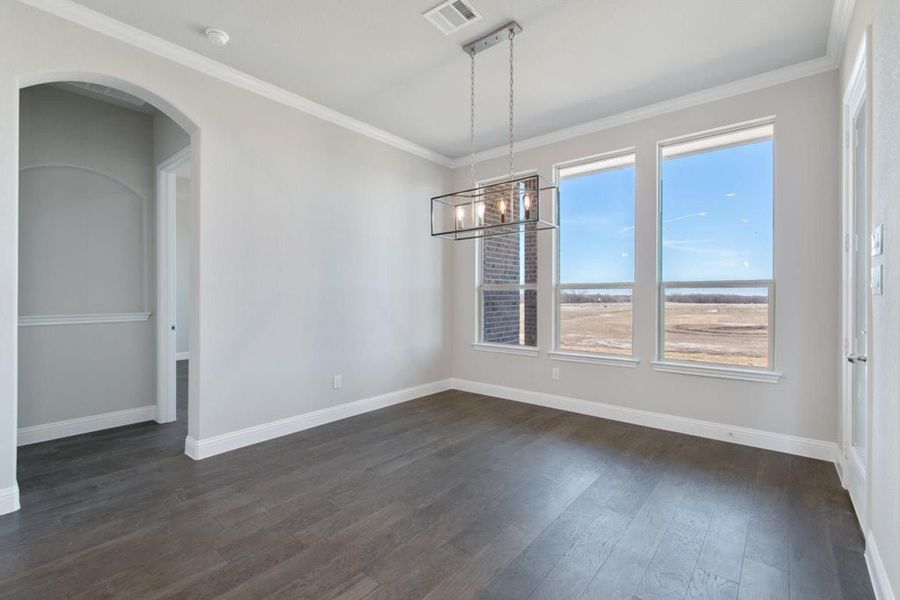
[
  {"left": 663, "top": 211, "right": 707, "bottom": 225},
  {"left": 663, "top": 239, "right": 738, "bottom": 259}
]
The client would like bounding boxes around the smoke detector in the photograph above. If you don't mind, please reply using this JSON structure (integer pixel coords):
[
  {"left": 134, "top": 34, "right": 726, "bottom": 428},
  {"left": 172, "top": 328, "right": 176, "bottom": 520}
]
[
  {"left": 424, "top": 0, "right": 482, "bottom": 35},
  {"left": 205, "top": 28, "right": 230, "bottom": 46}
]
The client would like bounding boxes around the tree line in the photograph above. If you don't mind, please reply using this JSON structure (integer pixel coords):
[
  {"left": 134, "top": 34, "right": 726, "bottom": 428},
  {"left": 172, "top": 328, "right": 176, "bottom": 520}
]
[{"left": 561, "top": 292, "right": 767, "bottom": 304}]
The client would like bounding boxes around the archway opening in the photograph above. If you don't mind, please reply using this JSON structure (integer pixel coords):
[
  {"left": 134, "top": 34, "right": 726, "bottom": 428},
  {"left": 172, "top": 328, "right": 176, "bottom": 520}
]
[{"left": 15, "top": 77, "right": 197, "bottom": 507}]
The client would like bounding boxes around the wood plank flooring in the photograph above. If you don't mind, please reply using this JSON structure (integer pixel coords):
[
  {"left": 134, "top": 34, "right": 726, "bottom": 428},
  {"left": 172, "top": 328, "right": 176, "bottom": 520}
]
[{"left": 1, "top": 363, "right": 873, "bottom": 599}]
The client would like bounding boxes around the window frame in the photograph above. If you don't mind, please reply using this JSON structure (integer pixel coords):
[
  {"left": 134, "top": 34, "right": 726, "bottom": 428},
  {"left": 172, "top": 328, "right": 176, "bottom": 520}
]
[
  {"left": 551, "top": 150, "right": 639, "bottom": 367},
  {"left": 473, "top": 170, "right": 540, "bottom": 356},
  {"left": 654, "top": 118, "right": 780, "bottom": 379}
]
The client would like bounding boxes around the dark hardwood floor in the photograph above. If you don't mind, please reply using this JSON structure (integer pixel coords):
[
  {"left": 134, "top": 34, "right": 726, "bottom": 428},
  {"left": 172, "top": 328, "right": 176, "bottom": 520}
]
[{"left": 1, "top": 363, "right": 873, "bottom": 599}]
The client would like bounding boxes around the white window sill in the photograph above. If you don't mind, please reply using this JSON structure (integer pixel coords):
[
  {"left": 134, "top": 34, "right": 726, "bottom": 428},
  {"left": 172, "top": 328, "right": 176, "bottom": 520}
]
[
  {"left": 472, "top": 342, "right": 539, "bottom": 357},
  {"left": 651, "top": 360, "right": 782, "bottom": 383},
  {"left": 548, "top": 351, "right": 638, "bottom": 368}
]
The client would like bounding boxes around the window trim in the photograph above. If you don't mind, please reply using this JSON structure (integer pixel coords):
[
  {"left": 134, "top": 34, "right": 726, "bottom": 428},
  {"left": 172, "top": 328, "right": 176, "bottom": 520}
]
[
  {"left": 657, "top": 279, "right": 775, "bottom": 371},
  {"left": 655, "top": 118, "right": 778, "bottom": 376},
  {"left": 475, "top": 169, "right": 540, "bottom": 351},
  {"left": 552, "top": 149, "right": 637, "bottom": 360}
]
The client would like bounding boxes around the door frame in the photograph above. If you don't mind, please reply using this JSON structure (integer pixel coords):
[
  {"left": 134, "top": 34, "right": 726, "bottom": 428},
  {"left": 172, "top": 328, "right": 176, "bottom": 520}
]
[
  {"left": 840, "top": 29, "right": 871, "bottom": 526},
  {"left": 155, "top": 147, "right": 190, "bottom": 424}
]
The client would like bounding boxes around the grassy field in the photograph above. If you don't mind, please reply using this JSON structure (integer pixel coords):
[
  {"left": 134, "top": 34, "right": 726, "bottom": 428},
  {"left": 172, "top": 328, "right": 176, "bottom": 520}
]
[{"left": 559, "top": 302, "right": 768, "bottom": 367}]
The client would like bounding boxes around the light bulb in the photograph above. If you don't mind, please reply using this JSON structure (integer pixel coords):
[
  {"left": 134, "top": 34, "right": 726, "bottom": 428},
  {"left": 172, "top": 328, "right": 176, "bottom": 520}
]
[
  {"left": 499, "top": 200, "right": 507, "bottom": 223},
  {"left": 476, "top": 202, "right": 485, "bottom": 225},
  {"left": 456, "top": 206, "right": 465, "bottom": 229},
  {"left": 524, "top": 194, "right": 531, "bottom": 219}
]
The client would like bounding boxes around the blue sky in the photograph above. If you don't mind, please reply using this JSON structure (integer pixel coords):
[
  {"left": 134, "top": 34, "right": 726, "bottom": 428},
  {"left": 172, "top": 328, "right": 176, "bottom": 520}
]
[
  {"left": 559, "top": 139, "right": 773, "bottom": 284},
  {"left": 559, "top": 165, "right": 635, "bottom": 283}
]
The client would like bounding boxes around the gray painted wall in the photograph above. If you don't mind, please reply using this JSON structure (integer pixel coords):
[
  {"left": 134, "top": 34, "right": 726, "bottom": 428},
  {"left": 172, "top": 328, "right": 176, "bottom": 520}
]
[
  {"left": 451, "top": 71, "right": 842, "bottom": 444},
  {"left": 0, "top": 0, "right": 453, "bottom": 502},
  {"left": 153, "top": 112, "right": 190, "bottom": 166},
  {"left": 18, "top": 85, "right": 157, "bottom": 428},
  {"left": 845, "top": 0, "right": 900, "bottom": 593},
  {"left": 869, "top": 0, "right": 900, "bottom": 588}
]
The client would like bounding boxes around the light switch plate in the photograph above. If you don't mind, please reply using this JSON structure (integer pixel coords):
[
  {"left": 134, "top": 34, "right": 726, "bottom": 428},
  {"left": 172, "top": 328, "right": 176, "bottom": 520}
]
[
  {"left": 333, "top": 375, "right": 342, "bottom": 389},
  {"left": 872, "top": 224, "right": 884, "bottom": 256},
  {"left": 872, "top": 264, "right": 883, "bottom": 295}
]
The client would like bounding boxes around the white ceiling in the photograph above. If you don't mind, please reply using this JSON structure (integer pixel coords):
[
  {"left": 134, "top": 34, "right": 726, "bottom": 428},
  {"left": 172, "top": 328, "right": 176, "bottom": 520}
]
[{"left": 69, "top": 0, "right": 836, "bottom": 159}]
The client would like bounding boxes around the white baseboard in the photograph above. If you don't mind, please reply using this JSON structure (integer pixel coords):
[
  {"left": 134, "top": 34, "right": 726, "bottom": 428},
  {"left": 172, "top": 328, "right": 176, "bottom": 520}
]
[
  {"left": 175, "top": 352, "right": 189, "bottom": 361},
  {"left": 450, "top": 378, "right": 839, "bottom": 462},
  {"left": 0, "top": 485, "right": 20, "bottom": 516},
  {"left": 17, "top": 405, "right": 157, "bottom": 446},
  {"left": 867, "top": 533, "right": 898, "bottom": 600},
  {"left": 184, "top": 379, "right": 454, "bottom": 460}
]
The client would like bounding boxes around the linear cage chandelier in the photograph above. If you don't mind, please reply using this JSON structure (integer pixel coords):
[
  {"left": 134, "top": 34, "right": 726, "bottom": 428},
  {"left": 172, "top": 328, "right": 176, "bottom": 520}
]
[{"left": 431, "top": 22, "right": 557, "bottom": 240}]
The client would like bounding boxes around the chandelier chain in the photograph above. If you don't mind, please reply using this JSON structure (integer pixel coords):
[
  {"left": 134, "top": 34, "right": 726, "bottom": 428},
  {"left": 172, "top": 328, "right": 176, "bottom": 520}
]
[
  {"left": 508, "top": 26, "right": 515, "bottom": 178},
  {"left": 469, "top": 50, "right": 476, "bottom": 188}
]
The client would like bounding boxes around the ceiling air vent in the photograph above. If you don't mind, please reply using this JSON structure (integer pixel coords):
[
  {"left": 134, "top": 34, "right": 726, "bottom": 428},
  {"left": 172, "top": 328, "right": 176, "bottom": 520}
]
[{"left": 424, "top": 0, "right": 482, "bottom": 35}]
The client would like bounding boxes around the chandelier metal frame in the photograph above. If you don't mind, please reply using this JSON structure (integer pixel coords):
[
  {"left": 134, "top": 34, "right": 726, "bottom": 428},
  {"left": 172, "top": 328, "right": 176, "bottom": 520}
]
[{"left": 431, "top": 21, "right": 557, "bottom": 241}]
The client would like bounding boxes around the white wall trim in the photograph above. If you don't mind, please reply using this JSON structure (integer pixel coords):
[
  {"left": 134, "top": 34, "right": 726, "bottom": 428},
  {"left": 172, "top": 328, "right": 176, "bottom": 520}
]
[
  {"left": 449, "top": 56, "right": 836, "bottom": 168},
  {"left": 827, "top": 0, "right": 857, "bottom": 63},
  {"left": 471, "top": 342, "right": 539, "bottom": 357},
  {"left": 17, "top": 405, "right": 156, "bottom": 446},
  {"left": 175, "top": 351, "right": 189, "bottom": 361},
  {"left": 450, "top": 378, "right": 839, "bottom": 462},
  {"left": 651, "top": 361, "right": 783, "bottom": 384},
  {"left": 450, "top": 0, "right": 858, "bottom": 168},
  {"left": 184, "top": 379, "right": 454, "bottom": 460},
  {"left": 16, "top": 0, "right": 454, "bottom": 168},
  {"left": 156, "top": 146, "right": 190, "bottom": 426},
  {"left": 16, "top": 0, "right": 854, "bottom": 171},
  {"left": 866, "top": 533, "right": 898, "bottom": 600},
  {"left": 548, "top": 351, "right": 639, "bottom": 368},
  {"left": 18, "top": 312, "right": 151, "bottom": 327},
  {"left": 0, "top": 485, "right": 20, "bottom": 516}
]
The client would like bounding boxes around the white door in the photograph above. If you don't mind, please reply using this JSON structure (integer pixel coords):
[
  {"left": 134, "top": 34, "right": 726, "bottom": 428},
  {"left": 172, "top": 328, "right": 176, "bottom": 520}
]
[{"left": 843, "top": 44, "right": 869, "bottom": 523}]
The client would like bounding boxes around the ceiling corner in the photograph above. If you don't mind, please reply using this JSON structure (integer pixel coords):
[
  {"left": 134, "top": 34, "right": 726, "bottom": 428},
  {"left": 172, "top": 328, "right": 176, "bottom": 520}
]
[{"left": 826, "top": 0, "right": 857, "bottom": 66}]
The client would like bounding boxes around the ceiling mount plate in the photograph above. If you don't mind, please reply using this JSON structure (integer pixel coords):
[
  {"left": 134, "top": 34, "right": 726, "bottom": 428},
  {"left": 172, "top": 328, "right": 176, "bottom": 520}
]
[{"left": 462, "top": 21, "right": 522, "bottom": 55}]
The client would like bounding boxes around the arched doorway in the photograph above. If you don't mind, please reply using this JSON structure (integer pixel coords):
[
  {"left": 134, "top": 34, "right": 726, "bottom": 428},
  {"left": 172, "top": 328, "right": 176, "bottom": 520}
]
[{"left": 13, "top": 74, "right": 199, "bottom": 510}]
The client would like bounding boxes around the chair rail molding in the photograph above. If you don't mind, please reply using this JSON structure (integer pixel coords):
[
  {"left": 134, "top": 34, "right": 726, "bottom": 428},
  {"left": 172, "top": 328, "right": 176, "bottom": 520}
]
[{"left": 18, "top": 312, "right": 151, "bottom": 327}]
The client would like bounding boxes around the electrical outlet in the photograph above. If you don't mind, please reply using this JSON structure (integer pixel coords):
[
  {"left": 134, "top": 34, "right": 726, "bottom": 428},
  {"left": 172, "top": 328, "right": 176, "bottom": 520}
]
[
  {"left": 551, "top": 368, "right": 559, "bottom": 381},
  {"left": 333, "top": 375, "right": 342, "bottom": 389}
]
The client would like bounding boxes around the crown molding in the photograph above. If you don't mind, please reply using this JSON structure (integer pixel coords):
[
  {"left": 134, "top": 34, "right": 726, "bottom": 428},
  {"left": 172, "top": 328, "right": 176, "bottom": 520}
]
[
  {"left": 19, "top": 0, "right": 855, "bottom": 172},
  {"left": 16, "top": 0, "right": 455, "bottom": 167},
  {"left": 449, "top": 0, "right": 856, "bottom": 168},
  {"left": 449, "top": 54, "right": 836, "bottom": 168},
  {"left": 827, "top": 0, "right": 856, "bottom": 63}
]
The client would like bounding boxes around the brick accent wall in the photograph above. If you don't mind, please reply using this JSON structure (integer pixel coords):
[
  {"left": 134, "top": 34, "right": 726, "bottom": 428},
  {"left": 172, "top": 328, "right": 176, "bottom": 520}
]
[{"left": 481, "top": 188, "right": 537, "bottom": 346}]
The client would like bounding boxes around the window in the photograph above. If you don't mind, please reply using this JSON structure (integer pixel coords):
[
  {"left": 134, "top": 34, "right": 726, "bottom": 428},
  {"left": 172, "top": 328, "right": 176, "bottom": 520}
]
[
  {"left": 478, "top": 180, "right": 537, "bottom": 348},
  {"left": 658, "top": 122, "right": 774, "bottom": 369},
  {"left": 555, "top": 153, "right": 636, "bottom": 356}
]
